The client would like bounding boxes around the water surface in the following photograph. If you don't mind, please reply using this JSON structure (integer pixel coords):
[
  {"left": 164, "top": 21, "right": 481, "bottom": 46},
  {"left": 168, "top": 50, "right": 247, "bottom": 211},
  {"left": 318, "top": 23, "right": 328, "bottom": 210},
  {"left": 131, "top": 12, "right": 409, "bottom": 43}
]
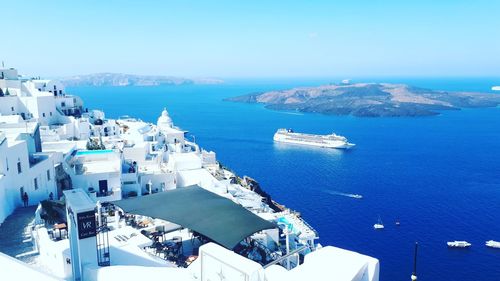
[{"left": 69, "top": 77, "right": 500, "bottom": 281}]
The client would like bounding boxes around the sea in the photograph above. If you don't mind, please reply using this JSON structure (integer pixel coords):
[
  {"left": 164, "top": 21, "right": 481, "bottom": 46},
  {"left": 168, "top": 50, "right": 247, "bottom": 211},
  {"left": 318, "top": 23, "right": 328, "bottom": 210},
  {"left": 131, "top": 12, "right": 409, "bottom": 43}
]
[{"left": 68, "top": 77, "right": 500, "bottom": 281}]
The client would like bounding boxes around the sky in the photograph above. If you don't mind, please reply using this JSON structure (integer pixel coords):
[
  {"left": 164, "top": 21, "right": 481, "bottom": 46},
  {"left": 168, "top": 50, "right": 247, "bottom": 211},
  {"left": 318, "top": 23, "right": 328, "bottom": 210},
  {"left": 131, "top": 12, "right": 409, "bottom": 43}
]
[{"left": 1, "top": 0, "right": 499, "bottom": 78}]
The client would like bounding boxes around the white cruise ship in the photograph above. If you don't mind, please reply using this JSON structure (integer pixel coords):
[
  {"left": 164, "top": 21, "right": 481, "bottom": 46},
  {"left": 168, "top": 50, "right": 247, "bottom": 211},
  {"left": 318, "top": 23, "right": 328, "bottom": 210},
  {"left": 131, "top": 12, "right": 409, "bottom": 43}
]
[{"left": 274, "top": 128, "right": 355, "bottom": 149}]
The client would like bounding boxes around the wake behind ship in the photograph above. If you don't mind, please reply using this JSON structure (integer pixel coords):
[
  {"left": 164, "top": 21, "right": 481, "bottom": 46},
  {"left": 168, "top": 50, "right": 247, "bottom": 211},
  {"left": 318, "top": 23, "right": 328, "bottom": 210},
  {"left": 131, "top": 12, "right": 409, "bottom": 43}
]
[{"left": 274, "top": 128, "right": 355, "bottom": 149}]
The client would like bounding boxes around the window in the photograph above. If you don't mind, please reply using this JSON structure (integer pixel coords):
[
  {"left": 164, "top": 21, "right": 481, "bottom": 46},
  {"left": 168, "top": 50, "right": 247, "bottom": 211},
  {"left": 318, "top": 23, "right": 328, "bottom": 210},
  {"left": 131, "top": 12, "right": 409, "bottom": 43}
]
[
  {"left": 11, "top": 107, "right": 14, "bottom": 112},
  {"left": 42, "top": 113, "right": 46, "bottom": 117},
  {"left": 61, "top": 102, "right": 66, "bottom": 107},
  {"left": 50, "top": 112, "right": 52, "bottom": 116},
  {"left": 17, "top": 161, "right": 22, "bottom": 174},
  {"left": 47, "top": 170, "right": 51, "bottom": 181},
  {"left": 34, "top": 178, "right": 38, "bottom": 190}
]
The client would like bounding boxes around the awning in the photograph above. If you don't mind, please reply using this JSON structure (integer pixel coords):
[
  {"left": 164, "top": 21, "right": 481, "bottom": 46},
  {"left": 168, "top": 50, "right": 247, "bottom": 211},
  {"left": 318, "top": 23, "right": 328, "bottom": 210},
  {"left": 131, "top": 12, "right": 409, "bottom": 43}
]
[{"left": 113, "top": 185, "right": 276, "bottom": 249}]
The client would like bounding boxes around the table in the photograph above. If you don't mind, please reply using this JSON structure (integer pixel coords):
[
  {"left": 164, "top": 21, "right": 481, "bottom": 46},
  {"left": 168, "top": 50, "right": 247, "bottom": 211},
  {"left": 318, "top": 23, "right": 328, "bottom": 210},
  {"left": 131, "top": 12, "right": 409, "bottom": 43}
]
[
  {"left": 53, "top": 223, "right": 67, "bottom": 240},
  {"left": 54, "top": 223, "right": 67, "bottom": 230}
]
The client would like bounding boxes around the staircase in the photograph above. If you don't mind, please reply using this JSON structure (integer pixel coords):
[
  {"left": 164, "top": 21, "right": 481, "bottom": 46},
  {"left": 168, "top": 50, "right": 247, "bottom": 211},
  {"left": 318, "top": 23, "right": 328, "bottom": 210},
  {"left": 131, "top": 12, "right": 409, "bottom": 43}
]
[{"left": 0, "top": 206, "right": 38, "bottom": 264}]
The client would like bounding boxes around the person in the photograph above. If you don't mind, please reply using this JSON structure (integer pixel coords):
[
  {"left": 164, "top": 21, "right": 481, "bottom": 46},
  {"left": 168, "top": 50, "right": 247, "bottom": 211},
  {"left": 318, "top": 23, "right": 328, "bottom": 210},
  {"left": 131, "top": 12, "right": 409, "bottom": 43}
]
[
  {"left": 22, "top": 192, "right": 29, "bottom": 207},
  {"left": 49, "top": 192, "right": 54, "bottom": 201}
]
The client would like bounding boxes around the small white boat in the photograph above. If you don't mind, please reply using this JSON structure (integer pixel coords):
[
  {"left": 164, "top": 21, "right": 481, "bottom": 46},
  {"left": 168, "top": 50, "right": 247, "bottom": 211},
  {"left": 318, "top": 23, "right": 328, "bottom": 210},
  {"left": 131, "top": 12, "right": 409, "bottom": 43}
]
[
  {"left": 447, "top": 241, "right": 471, "bottom": 248},
  {"left": 350, "top": 194, "right": 363, "bottom": 199},
  {"left": 373, "top": 216, "right": 384, "bottom": 230},
  {"left": 486, "top": 240, "right": 500, "bottom": 249},
  {"left": 492, "top": 86, "right": 500, "bottom": 91}
]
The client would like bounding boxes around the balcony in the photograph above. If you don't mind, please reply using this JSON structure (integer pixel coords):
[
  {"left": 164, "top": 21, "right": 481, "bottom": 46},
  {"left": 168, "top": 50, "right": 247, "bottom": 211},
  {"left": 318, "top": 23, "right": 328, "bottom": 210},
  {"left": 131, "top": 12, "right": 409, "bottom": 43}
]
[{"left": 88, "top": 186, "right": 122, "bottom": 202}]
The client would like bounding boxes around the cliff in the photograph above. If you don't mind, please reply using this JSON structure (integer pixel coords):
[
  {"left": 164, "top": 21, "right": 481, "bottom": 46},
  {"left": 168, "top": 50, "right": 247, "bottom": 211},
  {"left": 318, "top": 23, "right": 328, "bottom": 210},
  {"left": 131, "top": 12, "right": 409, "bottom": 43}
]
[{"left": 60, "top": 73, "right": 223, "bottom": 87}]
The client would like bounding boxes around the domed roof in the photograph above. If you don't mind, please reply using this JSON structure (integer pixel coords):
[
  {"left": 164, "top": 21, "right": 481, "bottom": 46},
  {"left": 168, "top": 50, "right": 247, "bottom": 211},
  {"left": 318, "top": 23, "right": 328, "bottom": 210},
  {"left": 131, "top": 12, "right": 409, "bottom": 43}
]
[
  {"left": 157, "top": 108, "right": 173, "bottom": 128},
  {"left": 161, "top": 108, "right": 169, "bottom": 117}
]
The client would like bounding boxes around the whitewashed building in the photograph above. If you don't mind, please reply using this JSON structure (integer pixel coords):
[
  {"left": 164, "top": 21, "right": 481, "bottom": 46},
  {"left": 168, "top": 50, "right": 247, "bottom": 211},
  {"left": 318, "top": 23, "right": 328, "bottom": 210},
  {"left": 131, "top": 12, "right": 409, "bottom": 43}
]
[{"left": 0, "top": 120, "right": 57, "bottom": 223}]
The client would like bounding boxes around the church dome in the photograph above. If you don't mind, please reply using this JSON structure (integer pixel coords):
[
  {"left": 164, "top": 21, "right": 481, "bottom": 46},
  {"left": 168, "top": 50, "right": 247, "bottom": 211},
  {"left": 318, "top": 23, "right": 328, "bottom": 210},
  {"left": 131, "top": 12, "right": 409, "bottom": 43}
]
[{"left": 157, "top": 108, "right": 173, "bottom": 129}]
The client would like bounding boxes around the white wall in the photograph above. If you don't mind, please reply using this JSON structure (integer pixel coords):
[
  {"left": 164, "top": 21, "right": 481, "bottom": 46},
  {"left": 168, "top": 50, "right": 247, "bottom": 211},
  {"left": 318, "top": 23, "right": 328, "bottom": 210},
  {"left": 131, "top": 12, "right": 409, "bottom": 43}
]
[
  {"left": 0, "top": 137, "right": 57, "bottom": 224},
  {"left": 139, "top": 172, "right": 175, "bottom": 194},
  {"left": 123, "top": 145, "right": 147, "bottom": 164},
  {"left": 0, "top": 96, "right": 28, "bottom": 117},
  {"left": 0, "top": 79, "right": 22, "bottom": 90},
  {"left": 0, "top": 68, "right": 19, "bottom": 80},
  {"left": 36, "top": 96, "right": 58, "bottom": 125}
]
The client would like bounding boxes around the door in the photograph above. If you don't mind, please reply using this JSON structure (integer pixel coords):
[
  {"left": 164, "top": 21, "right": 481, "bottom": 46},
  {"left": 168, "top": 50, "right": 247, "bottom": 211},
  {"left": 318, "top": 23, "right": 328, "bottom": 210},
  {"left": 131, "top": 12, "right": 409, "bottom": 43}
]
[
  {"left": 98, "top": 180, "right": 108, "bottom": 195},
  {"left": 19, "top": 187, "right": 24, "bottom": 201}
]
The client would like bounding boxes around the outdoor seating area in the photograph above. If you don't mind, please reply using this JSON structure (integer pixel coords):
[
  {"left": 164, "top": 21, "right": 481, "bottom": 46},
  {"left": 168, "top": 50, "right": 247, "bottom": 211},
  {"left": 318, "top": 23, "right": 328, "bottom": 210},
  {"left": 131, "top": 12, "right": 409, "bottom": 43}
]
[
  {"left": 108, "top": 185, "right": 279, "bottom": 269},
  {"left": 37, "top": 200, "right": 69, "bottom": 241},
  {"left": 114, "top": 211, "right": 200, "bottom": 266},
  {"left": 48, "top": 223, "right": 68, "bottom": 241},
  {"left": 113, "top": 185, "right": 276, "bottom": 249},
  {"left": 146, "top": 236, "right": 184, "bottom": 263},
  {"left": 139, "top": 227, "right": 206, "bottom": 267}
]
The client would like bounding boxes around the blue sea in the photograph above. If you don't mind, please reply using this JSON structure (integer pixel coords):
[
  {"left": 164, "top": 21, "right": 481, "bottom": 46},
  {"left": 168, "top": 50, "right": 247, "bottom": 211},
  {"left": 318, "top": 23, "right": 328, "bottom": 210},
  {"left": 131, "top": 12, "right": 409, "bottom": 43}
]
[{"left": 69, "top": 77, "right": 500, "bottom": 281}]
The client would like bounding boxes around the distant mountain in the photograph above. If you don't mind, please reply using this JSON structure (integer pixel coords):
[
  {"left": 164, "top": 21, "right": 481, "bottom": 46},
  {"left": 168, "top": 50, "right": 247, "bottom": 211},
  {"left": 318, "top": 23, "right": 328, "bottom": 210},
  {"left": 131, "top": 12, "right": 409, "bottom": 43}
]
[
  {"left": 60, "top": 73, "right": 223, "bottom": 87},
  {"left": 226, "top": 83, "right": 500, "bottom": 117}
]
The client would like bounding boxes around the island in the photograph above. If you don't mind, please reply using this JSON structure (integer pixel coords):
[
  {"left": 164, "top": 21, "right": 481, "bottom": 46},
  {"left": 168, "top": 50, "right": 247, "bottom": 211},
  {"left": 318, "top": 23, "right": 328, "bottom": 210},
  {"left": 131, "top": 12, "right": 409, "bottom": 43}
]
[
  {"left": 60, "top": 73, "right": 224, "bottom": 87},
  {"left": 225, "top": 83, "right": 500, "bottom": 117}
]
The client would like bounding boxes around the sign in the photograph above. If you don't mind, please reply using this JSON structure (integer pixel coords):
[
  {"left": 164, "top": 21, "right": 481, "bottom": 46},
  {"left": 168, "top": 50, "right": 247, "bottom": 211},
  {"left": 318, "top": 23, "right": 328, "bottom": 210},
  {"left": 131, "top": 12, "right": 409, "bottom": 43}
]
[{"left": 77, "top": 211, "right": 96, "bottom": 239}]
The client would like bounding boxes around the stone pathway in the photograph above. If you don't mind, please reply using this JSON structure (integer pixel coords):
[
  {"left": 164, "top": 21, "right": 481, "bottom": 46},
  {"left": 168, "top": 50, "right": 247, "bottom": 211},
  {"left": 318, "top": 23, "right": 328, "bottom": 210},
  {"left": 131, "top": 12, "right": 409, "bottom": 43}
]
[{"left": 0, "top": 206, "right": 38, "bottom": 264}]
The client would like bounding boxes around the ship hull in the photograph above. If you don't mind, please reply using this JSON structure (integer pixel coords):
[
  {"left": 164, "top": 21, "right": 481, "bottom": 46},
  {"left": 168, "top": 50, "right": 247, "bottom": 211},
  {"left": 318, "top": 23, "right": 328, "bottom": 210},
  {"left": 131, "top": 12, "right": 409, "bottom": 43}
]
[{"left": 273, "top": 133, "right": 355, "bottom": 149}]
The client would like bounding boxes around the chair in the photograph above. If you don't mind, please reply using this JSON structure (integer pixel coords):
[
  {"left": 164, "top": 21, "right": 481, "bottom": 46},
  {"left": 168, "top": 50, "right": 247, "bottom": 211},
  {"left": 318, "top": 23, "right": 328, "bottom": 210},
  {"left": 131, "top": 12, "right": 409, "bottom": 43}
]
[{"left": 173, "top": 236, "right": 183, "bottom": 255}]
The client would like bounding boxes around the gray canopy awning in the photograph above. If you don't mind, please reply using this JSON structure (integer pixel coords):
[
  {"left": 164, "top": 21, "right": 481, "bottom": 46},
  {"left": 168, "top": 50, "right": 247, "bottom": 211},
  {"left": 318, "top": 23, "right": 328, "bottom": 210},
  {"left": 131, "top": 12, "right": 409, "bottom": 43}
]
[{"left": 113, "top": 185, "right": 276, "bottom": 249}]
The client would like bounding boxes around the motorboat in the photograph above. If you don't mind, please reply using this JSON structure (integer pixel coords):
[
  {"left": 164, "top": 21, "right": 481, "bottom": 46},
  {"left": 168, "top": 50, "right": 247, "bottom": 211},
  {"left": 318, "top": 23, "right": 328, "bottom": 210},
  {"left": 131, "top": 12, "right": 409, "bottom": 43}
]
[
  {"left": 485, "top": 240, "right": 500, "bottom": 248},
  {"left": 447, "top": 241, "right": 471, "bottom": 248}
]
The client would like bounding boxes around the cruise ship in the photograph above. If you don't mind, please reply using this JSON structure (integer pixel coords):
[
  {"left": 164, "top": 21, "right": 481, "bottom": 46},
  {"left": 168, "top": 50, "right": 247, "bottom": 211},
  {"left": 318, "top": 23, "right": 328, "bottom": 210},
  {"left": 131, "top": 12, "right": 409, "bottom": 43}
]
[
  {"left": 274, "top": 128, "right": 355, "bottom": 149},
  {"left": 0, "top": 67, "right": 378, "bottom": 281}
]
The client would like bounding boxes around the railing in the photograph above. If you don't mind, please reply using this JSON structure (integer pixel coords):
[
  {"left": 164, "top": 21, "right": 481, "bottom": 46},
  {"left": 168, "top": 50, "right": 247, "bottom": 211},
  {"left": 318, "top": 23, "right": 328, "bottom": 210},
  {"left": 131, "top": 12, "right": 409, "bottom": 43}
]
[{"left": 263, "top": 245, "right": 309, "bottom": 269}]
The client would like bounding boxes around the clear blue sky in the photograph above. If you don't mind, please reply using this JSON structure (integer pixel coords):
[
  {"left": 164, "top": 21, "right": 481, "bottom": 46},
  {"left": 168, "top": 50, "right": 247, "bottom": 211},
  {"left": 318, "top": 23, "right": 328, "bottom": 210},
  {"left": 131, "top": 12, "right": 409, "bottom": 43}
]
[{"left": 1, "top": 0, "right": 499, "bottom": 78}]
